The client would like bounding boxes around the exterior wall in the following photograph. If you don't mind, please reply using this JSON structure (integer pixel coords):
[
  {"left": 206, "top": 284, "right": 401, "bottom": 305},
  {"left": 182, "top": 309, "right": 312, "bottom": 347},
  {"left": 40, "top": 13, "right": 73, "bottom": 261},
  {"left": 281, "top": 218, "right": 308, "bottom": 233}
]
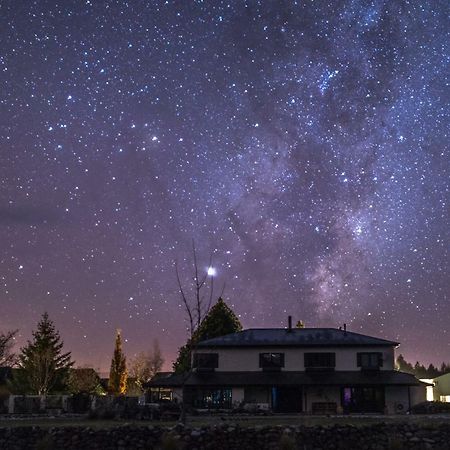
[
  {"left": 304, "top": 386, "right": 341, "bottom": 413},
  {"left": 410, "top": 385, "right": 427, "bottom": 406},
  {"left": 433, "top": 373, "right": 450, "bottom": 401},
  {"left": 244, "top": 387, "right": 270, "bottom": 404},
  {"left": 184, "top": 342, "right": 420, "bottom": 414},
  {"left": 195, "top": 346, "right": 395, "bottom": 372},
  {"left": 385, "top": 386, "right": 410, "bottom": 414}
]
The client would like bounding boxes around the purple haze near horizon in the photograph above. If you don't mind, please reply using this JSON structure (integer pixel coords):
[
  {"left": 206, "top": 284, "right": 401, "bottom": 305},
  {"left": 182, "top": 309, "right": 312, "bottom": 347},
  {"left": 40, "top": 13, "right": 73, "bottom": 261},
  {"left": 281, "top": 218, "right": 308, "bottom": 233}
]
[{"left": 0, "top": 1, "right": 448, "bottom": 371}]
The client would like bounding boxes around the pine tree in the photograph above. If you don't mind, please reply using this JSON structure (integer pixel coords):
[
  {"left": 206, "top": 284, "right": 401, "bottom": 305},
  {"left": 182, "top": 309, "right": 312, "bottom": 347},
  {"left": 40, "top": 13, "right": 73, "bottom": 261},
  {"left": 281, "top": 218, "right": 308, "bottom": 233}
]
[
  {"left": 414, "top": 361, "right": 427, "bottom": 378},
  {"left": 426, "top": 364, "right": 438, "bottom": 378},
  {"left": 173, "top": 342, "right": 193, "bottom": 374},
  {"left": 108, "top": 329, "right": 127, "bottom": 395},
  {"left": 439, "top": 362, "right": 450, "bottom": 376},
  {"left": 16, "top": 312, "right": 73, "bottom": 395},
  {"left": 173, "top": 297, "right": 242, "bottom": 373},
  {"left": 396, "top": 354, "right": 414, "bottom": 374}
]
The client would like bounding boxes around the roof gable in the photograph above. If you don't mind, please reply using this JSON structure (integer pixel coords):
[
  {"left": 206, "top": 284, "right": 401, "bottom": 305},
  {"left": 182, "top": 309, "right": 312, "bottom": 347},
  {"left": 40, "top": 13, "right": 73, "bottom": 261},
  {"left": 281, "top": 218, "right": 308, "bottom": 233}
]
[{"left": 196, "top": 328, "right": 399, "bottom": 348}]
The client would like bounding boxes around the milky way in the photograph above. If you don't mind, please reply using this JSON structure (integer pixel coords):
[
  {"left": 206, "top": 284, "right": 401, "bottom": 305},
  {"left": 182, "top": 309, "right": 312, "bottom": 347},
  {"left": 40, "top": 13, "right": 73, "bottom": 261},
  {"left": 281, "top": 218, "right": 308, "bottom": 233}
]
[{"left": 0, "top": 1, "right": 448, "bottom": 370}]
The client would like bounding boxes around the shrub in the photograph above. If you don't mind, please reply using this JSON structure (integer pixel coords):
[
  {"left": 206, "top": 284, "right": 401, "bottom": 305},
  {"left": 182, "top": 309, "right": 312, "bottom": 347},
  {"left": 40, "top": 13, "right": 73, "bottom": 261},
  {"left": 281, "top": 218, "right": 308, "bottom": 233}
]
[{"left": 409, "top": 401, "right": 450, "bottom": 414}]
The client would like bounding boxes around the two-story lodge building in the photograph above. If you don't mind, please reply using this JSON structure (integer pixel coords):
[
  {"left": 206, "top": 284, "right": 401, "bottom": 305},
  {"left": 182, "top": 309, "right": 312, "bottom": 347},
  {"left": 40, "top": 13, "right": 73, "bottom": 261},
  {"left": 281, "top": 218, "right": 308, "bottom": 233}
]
[{"left": 149, "top": 320, "right": 425, "bottom": 414}]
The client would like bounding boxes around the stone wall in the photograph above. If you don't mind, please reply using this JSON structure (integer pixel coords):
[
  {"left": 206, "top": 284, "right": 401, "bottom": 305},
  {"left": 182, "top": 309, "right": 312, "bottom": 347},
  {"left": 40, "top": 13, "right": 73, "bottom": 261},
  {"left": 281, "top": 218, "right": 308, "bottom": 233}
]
[{"left": 0, "top": 423, "right": 449, "bottom": 449}]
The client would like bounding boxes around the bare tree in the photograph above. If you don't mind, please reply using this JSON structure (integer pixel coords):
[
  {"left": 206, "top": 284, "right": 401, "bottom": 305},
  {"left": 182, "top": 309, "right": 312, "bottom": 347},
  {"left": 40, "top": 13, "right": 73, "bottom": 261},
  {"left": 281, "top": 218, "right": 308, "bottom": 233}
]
[
  {"left": 175, "top": 240, "right": 217, "bottom": 338},
  {"left": 0, "top": 330, "right": 18, "bottom": 367},
  {"left": 174, "top": 240, "right": 224, "bottom": 423},
  {"left": 129, "top": 340, "right": 164, "bottom": 392}
]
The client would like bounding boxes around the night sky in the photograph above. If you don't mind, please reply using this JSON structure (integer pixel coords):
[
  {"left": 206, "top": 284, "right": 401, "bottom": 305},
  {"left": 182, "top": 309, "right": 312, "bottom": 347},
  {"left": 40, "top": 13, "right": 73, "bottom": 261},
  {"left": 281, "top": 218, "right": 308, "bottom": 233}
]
[{"left": 1, "top": 1, "right": 448, "bottom": 371}]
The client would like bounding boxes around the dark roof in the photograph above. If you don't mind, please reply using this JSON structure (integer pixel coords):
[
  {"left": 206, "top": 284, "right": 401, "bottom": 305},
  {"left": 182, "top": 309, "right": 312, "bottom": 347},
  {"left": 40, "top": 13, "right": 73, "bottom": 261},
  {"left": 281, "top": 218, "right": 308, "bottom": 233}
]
[
  {"left": 148, "top": 370, "right": 421, "bottom": 388},
  {"left": 197, "top": 328, "right": 399, "bottom": 348}
]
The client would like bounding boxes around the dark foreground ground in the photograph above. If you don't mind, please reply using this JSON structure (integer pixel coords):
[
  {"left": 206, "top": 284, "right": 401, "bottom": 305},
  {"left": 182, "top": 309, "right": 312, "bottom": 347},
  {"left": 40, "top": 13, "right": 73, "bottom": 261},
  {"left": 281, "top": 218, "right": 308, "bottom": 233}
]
[
  {"left": 0, "top": 415, "right": 450, "bottom": 449},
  {"left": 1, "top": 413, "right": 450, "bottom": 428}
]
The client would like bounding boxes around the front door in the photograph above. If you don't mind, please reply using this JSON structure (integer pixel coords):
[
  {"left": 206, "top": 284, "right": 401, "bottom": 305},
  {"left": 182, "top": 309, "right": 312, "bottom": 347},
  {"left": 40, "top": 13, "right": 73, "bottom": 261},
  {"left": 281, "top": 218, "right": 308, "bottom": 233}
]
[
  {"left": 271, "top": 386, "right": 302, "bottom": 412},
  {"left": 342, "top": 387, "right": 385, "bottom": 413}
]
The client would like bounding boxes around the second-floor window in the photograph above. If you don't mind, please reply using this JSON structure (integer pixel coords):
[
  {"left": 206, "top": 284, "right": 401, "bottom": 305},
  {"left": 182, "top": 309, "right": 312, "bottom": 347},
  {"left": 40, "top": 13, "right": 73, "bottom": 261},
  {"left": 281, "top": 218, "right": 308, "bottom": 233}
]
[
  {"left": 357, "top": 352, "right": 383, "bottom": 369},
  {"left": 304, "top": 352, "right": 336, "bottom": 370},
  {"left": 193, "top": 353, "right": 219, "bottom": 370},
  {"left": 259, "top": 353, "right": 284, "bottom": 370}
]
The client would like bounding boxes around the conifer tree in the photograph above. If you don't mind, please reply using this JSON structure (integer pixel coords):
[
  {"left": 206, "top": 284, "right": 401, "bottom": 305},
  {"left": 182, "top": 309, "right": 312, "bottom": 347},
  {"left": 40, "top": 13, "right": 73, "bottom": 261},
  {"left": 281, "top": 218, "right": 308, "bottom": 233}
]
[
  {"left": 395, "top": 354, "right": 415, "bottom": 374},
  {"left": 439, "top": 362, "right": 450, "bottom": 375},
  {"left": 108, "top": 329, "right": 127, "bottom": 395},
  {"left": 173, "top": 297, "right": 242, "bottom": 373},
  {"left": 16, "top": 312, "right": 73, "bottom": 394}
]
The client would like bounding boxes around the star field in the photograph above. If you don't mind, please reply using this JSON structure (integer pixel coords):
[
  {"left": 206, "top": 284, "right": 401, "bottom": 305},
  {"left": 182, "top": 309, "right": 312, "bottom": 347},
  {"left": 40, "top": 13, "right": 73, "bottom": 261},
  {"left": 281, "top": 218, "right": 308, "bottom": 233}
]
[{"left": 0, "top": 0, "right": 448, "bottom": 370}]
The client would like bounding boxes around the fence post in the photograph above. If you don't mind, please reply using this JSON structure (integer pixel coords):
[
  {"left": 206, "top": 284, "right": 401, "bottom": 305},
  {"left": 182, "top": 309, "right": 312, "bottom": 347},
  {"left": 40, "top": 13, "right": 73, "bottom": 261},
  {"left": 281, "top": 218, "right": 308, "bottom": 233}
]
[{"left": 8, "top": 395, "right": 15, "bottom": 414}]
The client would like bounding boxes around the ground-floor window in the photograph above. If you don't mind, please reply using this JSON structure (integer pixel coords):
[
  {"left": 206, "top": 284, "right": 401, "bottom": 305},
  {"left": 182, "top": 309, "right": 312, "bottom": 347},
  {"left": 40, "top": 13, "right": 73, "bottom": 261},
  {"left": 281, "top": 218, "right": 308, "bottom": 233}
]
[
  {"left": 192, "top": 388, "right": 232, "bottom": 409},
  {"left": 342, "top": 386, "right": 385, "bottom": 413},
  {"left": 148, "top": 388, "right": 173, "bottom": 402}
]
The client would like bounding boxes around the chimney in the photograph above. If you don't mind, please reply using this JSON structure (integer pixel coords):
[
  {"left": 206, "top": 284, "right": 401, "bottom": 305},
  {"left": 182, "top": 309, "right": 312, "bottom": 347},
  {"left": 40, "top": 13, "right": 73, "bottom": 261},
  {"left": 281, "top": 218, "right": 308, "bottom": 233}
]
[
  {"left": 288, "top": 315, "right": 292, "bottom": 332},
  {"left": 343, "top": 323, "right": 347, "bottom": 333}
]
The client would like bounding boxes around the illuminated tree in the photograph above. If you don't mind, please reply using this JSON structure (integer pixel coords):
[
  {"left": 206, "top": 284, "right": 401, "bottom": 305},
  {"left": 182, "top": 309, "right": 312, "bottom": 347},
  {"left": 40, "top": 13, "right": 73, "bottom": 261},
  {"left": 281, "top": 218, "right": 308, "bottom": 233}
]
[
  {"left": 68, "top": 367, "right": 104, "bottom": 395},
  {"left": 16, "top": 313, "right": 73, "bottom": 394},
  {"left": 129, "top": 339, "right": 164, "bottom": 392},
  {"left": 108, "top": 329, "right": 127, "bottom": 395}
]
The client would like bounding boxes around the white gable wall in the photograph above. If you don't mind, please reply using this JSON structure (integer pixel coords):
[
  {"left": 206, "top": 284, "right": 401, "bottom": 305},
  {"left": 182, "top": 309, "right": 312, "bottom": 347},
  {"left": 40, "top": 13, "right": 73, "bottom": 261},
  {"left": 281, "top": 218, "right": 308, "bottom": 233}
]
[{"left": 195, "top": 346, "right": 395, "bottom": 371}]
